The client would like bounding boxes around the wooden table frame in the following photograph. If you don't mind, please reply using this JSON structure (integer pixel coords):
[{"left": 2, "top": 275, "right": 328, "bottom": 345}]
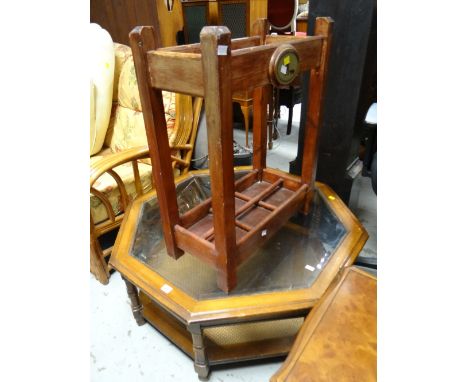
[{"left": 110, "top": 169, "right": 368, "bottom": 379}]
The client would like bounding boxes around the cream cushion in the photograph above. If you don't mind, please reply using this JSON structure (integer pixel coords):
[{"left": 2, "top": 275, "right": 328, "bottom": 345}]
[
  {"left": 90, "top": 23, "right": 115, "bottom": 155},
  {"left": 91, "top": 43, "right": 180, "bottom": 224},
  {"left": 112, "top": 43, "right": 133, "bottom": 101},
  {"left": 105, "top": 55, "right": 176, "bottom": 153},
  {"left": 90, "top": 150, "right": 153, "bottom": 224}
]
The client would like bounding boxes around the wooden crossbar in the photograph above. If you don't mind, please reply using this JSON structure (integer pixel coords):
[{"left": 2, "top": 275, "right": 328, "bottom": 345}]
[
  {"left": 235, "top": 179, "right": 283, "bottom": 218},
  {"left": 147, "top": 35, "right": 324, "bottom": 96},
  {"left": 180, "top": 170, "right": 259, "bottom": 228},
  {"left": 200, "top": 179, "right": 283, "bottom": 240},
  {"left": 234, "top": 192, "right": 276, "bottom": 211}
]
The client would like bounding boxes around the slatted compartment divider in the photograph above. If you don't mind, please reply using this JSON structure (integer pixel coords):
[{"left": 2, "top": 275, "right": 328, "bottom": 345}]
[{"left": 129, "top": 17, "right": 333, "bottom": 292}]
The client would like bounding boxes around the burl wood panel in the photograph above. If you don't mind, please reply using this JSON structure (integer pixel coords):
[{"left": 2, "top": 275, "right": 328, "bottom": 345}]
[{"left": 271, "top": 267, "right": 376, "bottom": 382}]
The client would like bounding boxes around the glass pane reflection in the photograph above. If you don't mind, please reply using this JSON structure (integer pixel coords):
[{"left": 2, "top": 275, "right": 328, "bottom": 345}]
[{"left": 131, "top": 172, "right": 347, "bottom": 300}]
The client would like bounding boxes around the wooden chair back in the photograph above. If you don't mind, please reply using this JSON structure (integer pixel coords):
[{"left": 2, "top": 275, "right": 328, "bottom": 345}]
[{"left": 267, "top": 0, "right": 298, "bottom": 34}]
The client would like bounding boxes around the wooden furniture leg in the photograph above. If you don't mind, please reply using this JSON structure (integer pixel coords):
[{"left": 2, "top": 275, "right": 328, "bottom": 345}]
[
  {"left": 129, "top": 26, "right": 183, "bottom": 259},
  {"left": 90, "top": 216, "right": 110, "bottom": 285},
  {"left": 253, "top": 85, "right": 268, "bottom": 172},
  {"left": 286, "top": 86, "right": 294, "bottom": 135},
  {"left": 200, "top": 27, "right": 237, "bottom": 292},
  {"left": 267, "top": 86, "right": 275, "bottom": 150},
  {"left": 301, "top": 17, "right": 334, "bottom": 213},
  {"left": 189, "top": 324, "right": 210, "bottom": 380},
  {"left": 240, "top": 104, "right": 250, "bottom": 147},
  {"left": 122, "top": 276, "right": 146, "bottom": 326}
]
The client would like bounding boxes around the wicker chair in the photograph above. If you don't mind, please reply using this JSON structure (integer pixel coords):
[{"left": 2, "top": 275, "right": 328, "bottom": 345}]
[
  {"left": 90, "top": 42, "right": 203, "bottom": 284},
  {"left": 90, "top": 95, "right": 203, "bottom": 284}
]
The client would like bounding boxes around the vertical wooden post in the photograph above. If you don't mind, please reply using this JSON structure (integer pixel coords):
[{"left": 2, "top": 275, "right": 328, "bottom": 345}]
[
  {"left": 200, "top": 26, "right": 237, "bottom": 292},
  {"left": 252, "top": 85, "right": 268, "bottom": 175},
  {"left": 122, "top": 276, "right": 146, "bottom": 326},
  {"left": 90, "top": 215, "right": 109, "bottom": 285},
  {"left": 189, "top": 324, "right": 210, "bottom": 380},
  {"left": 129, "top": 26, "right": 183, "bottom": 259},
  {"left": 251, "top": 18, "right": 269, "bottom": 44},
  {"left": 252, "top": 18, "right": 270, "bottom": 178},
  {"left": 301, "top": 17, "right": 334, "bottom": 212}
]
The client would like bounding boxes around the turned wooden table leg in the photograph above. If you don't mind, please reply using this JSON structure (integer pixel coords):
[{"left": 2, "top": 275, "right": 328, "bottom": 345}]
[
  {"left": 122, "top": 276, "right": 146, "bottom": 326},
  {"left": 189, "top": 324, "right": 210, "bottom": 380},
  {"left": 240, "top": 104, "right": 250, "bottom": 147}
]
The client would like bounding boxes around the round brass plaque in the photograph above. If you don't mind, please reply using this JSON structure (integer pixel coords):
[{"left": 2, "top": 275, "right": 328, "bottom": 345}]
[{"left": 269, "top": 45, "right": 300, "bottom": 87}]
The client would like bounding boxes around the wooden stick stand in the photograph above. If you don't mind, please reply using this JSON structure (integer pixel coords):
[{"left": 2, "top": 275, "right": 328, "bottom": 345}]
[{"left": 130, "top": 17, "right": 333, "bottom": 292}]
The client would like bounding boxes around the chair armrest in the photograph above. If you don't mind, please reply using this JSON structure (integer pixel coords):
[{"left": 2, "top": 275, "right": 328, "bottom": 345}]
[{"left": 90, "top": 146, "right": 150, "bottom": 186}]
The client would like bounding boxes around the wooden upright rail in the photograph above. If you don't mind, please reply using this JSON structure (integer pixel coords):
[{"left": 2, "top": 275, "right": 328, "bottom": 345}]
[{"left": 130, "top": 17, "right": 333, "bottom": 292}]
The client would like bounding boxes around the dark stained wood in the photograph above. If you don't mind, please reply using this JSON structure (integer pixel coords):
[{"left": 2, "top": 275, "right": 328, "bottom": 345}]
[
  {"left": 270, "top": 267, "right": 376, "bottom": 382},
  {"left": 90, "top": 0, "right": 160, "bottom": 46},
  {"left": 235, "top": 179, "right": 282, "bottom": 217},
  {"left": 262, "top": 168, "right": 303, "bottom": 191},
  {"left": 174, "top": 224, "right": 217, "bottom": 266},
  {"left": 200, "top": 179, "right": 282, "bottom": 239},
  {"left": 148, "top": 51, "right": 204, "bottom": 96},
  {"left": 200, "top": 26, "right": 238, "bottom": 292},
  {"left": 230, "top": 36, "right": 323, "bottom": 92},
  {"left": 180, "top": 198, "right": 213, "bottom": 227},
  {"left": 300, "top": 17, "right": 334, "bottom": 213},
  {"left": 147, "top": 35, "right": 323, "bottom": 96},
  {"left": 237, "top": 184, "right": 307, "bottom": 263},
  {"left": 233, "top": 169, "right": 259, "bottom": 191},
  {"left": 252, "top": 85, "right": 268, "bottom": 172},
  {"left": 159, "top": 35, "right": 262, "bottom": 53},
  {"left": 129, "top": 26, "right": 183, "bottom": 259},
  {"left": 235, "top": 191, "right": 276, "bottom": 211},
  {"left": 179, "top": 170, "right": 258, "bottom": 228},
  {"left": 251, "top": 18, "right": 269, "bottom": 44},
  {"left": 296, "top": 16, "right": 308, "bottom": 34},
  {"left": 129, "top": 18, "right": 334, "bottom": 292}
]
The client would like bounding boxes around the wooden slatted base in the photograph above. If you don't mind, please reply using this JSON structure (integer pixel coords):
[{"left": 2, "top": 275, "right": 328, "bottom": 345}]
[
  {"left": 129, "top": 18, "right": 333, "bottom": 292},
  {"left": 174, "top": 169, "right": 309, "bottom": 269}
]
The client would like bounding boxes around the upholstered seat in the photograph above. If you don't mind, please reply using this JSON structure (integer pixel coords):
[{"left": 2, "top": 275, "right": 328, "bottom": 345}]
[
  {"left": 90, "top": 41, "right": 203, "bottom": 284},
  {"left": 90, "top": 43, "right": 178, "bottom": 225}
]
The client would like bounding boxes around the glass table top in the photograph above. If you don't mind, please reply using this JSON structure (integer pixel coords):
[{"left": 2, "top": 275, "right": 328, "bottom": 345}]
[{"left": 130, "top": 172, "right": 347, "bottom": 300}]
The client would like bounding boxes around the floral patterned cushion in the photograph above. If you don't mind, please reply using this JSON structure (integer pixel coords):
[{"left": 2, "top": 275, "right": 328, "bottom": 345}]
[
  {"left": 105, "top": 54, "right": 177, "bottom": 154},
  {"left": 112, "top": 43, "right": 132, "bottom": 101},
  {"left": 90, "top": 149, "right": 181, "bottom": 225},
  {"left": 91, "top": 43, "right": 182, "bottom": 225}
]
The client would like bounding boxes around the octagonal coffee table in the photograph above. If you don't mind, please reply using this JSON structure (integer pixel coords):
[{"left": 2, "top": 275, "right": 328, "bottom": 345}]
[{"left": 110, "top": 169, "right": 368, "bottom": 380}]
